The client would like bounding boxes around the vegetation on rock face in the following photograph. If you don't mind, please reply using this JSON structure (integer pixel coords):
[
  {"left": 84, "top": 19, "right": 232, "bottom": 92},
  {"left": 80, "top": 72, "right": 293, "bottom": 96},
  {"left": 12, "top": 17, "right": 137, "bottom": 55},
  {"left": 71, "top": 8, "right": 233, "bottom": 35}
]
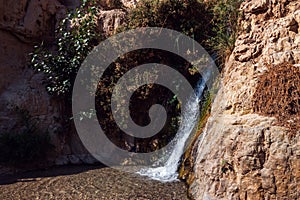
[
  {"left": 178, "top": 88, "right": 212, "bottom": 184},
  {"left": 206, "top": 0, "right": 244, "bottom": 66},
  {"left": 28, "top": 0, "right": 244, "bottom": 158},
  {"left": 121, "top": 0, "right": 211, "bottom": 43},
  {"left": 122, "top": 0, "right": 244, "bottom": 66},
  {"left": 101, "top": 0, "right": 213, "bottom": 153},
  {"left": 0, "top": 107, "right": 52, "bottom": 165},
  {"left": 94, "top": 48, "right": 189, "bottom": 154},
  {"left": 253, "top": 63, "right": 300, "bottom": 134},
  {"left": 30, "top": 1, "right": 101, "bottom": 96},
  {"left": 177, "top": 0, "right": 243, "bottom": 184},
  {"left": 30, "top": 0, "right": 243, "bottom": 98}
]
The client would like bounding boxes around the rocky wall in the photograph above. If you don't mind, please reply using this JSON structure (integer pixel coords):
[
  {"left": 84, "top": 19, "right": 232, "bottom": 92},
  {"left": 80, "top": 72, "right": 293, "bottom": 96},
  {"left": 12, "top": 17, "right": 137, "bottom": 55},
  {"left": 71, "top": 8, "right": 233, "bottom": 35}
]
[
  {"left": 191, "top": 0, "right": 300, "bottom": 199},
  {"left": 0, "top": 0, "right": 132, "bottom": 170}
]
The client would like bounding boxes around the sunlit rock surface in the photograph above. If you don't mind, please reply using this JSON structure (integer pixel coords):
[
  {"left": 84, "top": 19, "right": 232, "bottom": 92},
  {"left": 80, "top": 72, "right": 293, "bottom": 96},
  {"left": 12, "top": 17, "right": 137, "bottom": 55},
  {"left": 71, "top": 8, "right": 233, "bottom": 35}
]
[{"left": 192, "top": 0, "right": 300, "bottom": 199}]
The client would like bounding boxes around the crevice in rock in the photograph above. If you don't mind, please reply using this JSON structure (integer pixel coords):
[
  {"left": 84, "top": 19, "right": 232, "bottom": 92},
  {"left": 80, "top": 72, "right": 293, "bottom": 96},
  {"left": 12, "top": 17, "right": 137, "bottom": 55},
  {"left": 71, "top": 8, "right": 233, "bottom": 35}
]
[
  {"left": 289, "top": 19, "right": 299, "bottom": 33},
  {"left": 0, "top": 27, "right": 33, "bottom": 44},
  {"left": 20, "top": 0, "right": 32, "bottom": 26}
]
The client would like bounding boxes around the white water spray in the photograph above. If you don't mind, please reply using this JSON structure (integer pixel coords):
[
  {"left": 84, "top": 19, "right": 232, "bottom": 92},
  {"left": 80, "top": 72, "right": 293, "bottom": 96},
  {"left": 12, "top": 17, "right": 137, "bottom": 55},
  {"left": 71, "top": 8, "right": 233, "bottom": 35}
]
[{"left": 137, "top": 69, "right": 211, "bottom": 182}]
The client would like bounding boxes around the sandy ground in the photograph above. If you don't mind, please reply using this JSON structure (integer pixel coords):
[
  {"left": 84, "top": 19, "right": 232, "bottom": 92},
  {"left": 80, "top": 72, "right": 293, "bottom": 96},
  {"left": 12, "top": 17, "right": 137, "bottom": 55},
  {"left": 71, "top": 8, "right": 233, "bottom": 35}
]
[{"left": 0, "top": 165, "right": 189, "bottom": 200}]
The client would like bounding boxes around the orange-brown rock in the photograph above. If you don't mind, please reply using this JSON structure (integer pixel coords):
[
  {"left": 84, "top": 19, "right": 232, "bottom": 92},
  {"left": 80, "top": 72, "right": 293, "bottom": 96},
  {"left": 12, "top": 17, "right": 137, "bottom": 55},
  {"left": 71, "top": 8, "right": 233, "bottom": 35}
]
[
  {"left": 0, "top": 0, "right": 131, "bottom": 167},
  {"left": 192, "top": 0, "right": 300, "bottom": 199}
]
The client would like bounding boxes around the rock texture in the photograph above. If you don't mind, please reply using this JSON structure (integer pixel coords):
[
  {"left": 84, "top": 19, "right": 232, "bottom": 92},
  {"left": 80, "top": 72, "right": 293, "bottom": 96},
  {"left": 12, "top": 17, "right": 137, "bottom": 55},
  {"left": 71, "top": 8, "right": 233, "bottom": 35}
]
[
  {"left": 96, "top": 9, "right": 126, "bottom": 37},
  {"left": 0, "top": 0, "right": 131, "bottom": 168},
  {"left": 0, "top": 0, "right": 67, "bottom": 156},
  {"left": 192, "top": 0, "right": 300, "bottom": 199}
]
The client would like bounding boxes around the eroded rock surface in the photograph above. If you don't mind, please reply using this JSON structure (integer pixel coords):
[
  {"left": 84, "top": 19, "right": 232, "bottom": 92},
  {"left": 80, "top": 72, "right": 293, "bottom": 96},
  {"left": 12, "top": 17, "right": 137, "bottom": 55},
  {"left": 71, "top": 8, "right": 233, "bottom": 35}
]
[
  {"left": 0, "top": 0, "right": 132, "bottom": 168},
  {"left": 0, "top": 0, "right": 68, "bottom": 165},
  {"left": 192, "top": 0, "right": 300, "bottom": 199}
]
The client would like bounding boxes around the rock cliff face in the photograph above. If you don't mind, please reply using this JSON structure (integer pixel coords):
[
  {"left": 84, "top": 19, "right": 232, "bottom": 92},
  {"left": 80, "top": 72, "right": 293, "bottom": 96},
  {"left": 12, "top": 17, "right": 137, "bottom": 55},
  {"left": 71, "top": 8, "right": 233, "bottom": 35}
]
[
  {"left": 0, "top": 0, "right": 130, "bottom": 168},
  {"left": 0, "top": 0, "right": 67, "bottom": 167},
  {"left": 191, "top": 0, "right": 300, "bottom": 199}
]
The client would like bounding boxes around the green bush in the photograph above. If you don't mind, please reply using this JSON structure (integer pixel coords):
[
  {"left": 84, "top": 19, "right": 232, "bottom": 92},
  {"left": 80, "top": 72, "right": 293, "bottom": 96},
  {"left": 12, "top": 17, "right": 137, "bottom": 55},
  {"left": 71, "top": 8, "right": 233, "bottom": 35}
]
[
  {"left": 30, "top": 0, "right": 243, "bottom": 96},
  {"left": 0, "top": 107, "right": 52, "bottom": 165},
  {"left": 28, "top": 0, "right": 243, "bottom": 155},
  {"left": 121, "top": 0, "right": 243, "bottom": 68},
  {"left": 121, "top": 0, "right": 211, "bottom": 44},
  {"left": 30, "top": 1, "right": 101, "bottom": 96},
  {"left": 206, "top": 0, "right": 244, "bottom": 66}
]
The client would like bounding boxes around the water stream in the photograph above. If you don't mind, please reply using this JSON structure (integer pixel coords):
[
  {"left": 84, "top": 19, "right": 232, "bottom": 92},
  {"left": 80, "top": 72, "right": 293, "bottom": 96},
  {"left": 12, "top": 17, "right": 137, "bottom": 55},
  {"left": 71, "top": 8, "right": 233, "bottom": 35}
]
[{"left": 137, "top": 69, "right": 211, "bottom": 182}]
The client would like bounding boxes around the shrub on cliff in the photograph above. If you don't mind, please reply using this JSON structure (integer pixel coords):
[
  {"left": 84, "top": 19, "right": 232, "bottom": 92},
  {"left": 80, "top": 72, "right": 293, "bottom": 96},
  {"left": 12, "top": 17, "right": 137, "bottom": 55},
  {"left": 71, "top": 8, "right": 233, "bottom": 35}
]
[
  {"left": 206, "top": 0, "right": 244, "bottom": 66},
  {"left": 253, "top": 63, "right": 300, "bottom": 134},
  {"left": 122, "top": 0, "right": 243, "bottom": 65},
  {"left": 28, "top": 0, "right": 244, "bottom": 155},
  {"left": 30, "top": 1, "right": 101, "bottom": 97},
  {"left": 30, "top": 0, "right": 243, "bottom": 96},
  {"left": 121, "top": 0, "right": 211, "bottom": 45}
]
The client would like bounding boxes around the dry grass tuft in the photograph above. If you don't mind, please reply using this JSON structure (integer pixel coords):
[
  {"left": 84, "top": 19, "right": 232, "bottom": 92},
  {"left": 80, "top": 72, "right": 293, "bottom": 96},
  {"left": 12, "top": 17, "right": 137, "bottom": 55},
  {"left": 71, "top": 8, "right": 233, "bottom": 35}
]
[{"left": 253, "top": 63, "right": 300, "bottom": 134}]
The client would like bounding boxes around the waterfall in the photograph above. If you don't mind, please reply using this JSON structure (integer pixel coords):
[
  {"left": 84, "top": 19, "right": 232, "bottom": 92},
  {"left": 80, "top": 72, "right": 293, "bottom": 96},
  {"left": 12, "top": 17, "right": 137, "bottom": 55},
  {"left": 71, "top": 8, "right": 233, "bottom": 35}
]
[{"left": 137, "top": 69, "right": 211, "bottom": 182}]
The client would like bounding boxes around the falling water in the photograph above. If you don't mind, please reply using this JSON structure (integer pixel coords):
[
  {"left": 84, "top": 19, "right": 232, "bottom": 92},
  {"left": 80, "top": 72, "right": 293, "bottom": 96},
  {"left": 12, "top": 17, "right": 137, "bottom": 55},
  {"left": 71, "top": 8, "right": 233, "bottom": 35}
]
[{"left": 137, "top": 69, "right": 211, "bottom": 182}]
